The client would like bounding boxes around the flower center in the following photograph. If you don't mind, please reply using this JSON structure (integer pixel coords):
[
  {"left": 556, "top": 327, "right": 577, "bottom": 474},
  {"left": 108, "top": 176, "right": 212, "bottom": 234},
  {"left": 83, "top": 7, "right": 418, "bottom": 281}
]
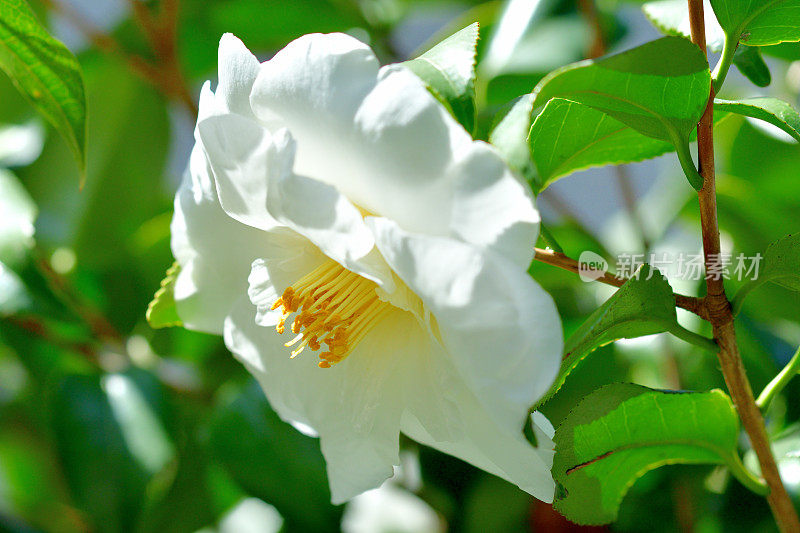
[{"left": 271, "top": 260, "right": 391, "bottom": 368}]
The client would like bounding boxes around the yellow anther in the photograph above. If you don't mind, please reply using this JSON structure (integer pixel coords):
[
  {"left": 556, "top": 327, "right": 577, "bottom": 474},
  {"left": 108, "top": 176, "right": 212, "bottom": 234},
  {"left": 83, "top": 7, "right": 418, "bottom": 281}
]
[{"left": 271, "top": 260, "right": 391, "bottom": 368}]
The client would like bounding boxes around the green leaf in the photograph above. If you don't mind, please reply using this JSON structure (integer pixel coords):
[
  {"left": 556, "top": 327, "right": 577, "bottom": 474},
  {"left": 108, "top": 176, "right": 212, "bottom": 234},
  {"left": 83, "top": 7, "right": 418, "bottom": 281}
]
[
  {"left": 643, "top": 0, "right": 726, "bottom": 51},
  {"left": 0, "top": 0, "right": 86, "bottom": 176},
  {"left": 733, "top": 45, "right": 772, "bottom": 86},
  {"left": 17, "top": 55, "right": 171, "bottom": 328},
  {"left": 147, "top": 262, "right": 182, "bottom": 329},
  {"left": 715, "top": 97, "right": 800, "bottom": 141},
  {"left": 403, "top": 23, "right": 479, "bottom": 134},
  {"left": 50, "top": 372, "right": 175, "bottom": 532},
  {"left": 553, "top": 383, "right": 741, "bottom": 525},
  {"left": 753, "top": 232, "right": 800, "bottom": 290},
  {"left": 208, "top": 380, "right": 340, "bottom": 532},
  {"left": 734, "top": 233, "right": 800, "bottom": 314},
  {"left": 530, "top": 98, "right": 672, "bottom": 189},
  {"left": 531, "top": 37, "right": 711, "bottom": 189},
  {"left": 710, "top": 0, "right": 800, "bottom": 46},
  {"left": 539, "top": 265, "right": 714, "bottom": 406},
  {"left": 488, "top": 94, "right": 537, "bottom": 186}
]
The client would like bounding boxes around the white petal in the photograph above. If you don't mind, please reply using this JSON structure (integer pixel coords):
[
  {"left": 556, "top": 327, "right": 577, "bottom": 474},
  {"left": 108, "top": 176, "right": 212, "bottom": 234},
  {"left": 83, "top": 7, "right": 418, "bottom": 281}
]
[
  {"left": 197, "top": 114, "right": 291, "bottom": 231},
  {"left": 369, "top": 217, "right": 562, "bottom": 431},
  {"left": 265, "top": 165, "right": 392, "bottom": 286},
  {"left": 250, "top": 35, "right": 537, "bottom": 264},
  {"left": 356, "top": 66, "right": 540, "bottom": 266},
  {"left": 216, "top": 33, "right": 260, "bottom": 118},
  {"left": 449, "top": 142, "right": 540, "bottom": 268},
  {"left": 223, "top": 296, "right": 412, "bottom": 502},
  {"left": 400, "top": 344, "right": 556, "bottom": 502},
  {"left": 170, "top": 144, "right": 272, "bottom": 334},
  {"left": 250, "top": 33, "right": 378, "bottom": 134},
  {"left": 247, "top": 231, "right": 325, "bottom": 327}
]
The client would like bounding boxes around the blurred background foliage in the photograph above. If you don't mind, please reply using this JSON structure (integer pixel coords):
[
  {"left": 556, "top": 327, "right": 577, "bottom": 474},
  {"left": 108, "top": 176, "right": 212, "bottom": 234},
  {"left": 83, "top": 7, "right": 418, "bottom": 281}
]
[{"left": 0, "top": 0, "right": 799, "bottom": 531}]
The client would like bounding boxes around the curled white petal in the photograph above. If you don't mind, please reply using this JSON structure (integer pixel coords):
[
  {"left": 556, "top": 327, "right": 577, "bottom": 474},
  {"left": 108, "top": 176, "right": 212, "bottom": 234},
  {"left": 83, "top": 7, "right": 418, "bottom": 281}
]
[{"left": 368, "top": 216, "right": 562, "bottom": 432}]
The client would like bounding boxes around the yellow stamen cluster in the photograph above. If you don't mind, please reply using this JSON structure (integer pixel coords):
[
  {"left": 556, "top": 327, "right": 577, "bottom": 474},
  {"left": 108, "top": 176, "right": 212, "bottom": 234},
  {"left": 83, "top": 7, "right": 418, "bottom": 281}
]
[{"left": 271, "top": 260, "right": 391, "bottom": 368}]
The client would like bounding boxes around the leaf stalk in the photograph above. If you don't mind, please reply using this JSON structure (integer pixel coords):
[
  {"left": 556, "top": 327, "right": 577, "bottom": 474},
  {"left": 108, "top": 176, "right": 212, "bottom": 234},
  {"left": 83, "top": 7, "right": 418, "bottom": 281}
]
[
  {"left": 757, "top": 346, "right": 800, "bottom": 412},
  {"left": 725, "top": 451, "right": 770, "bottom": 496},
  {"left": 712, "top": 34, "right": 739, "bottom": 93}
]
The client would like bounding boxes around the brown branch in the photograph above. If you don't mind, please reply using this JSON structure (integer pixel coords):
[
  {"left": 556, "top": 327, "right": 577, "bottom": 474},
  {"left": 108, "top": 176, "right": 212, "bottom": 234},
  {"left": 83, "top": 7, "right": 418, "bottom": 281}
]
[
  {"left": 687, "top": 2, "right": 800, "bottom": 531},
  {"left": 533, "top": 248, "right": 708, "bottom": 319},
  {"left": 577, "top": 0, "right": 607, "bottom": 59}
]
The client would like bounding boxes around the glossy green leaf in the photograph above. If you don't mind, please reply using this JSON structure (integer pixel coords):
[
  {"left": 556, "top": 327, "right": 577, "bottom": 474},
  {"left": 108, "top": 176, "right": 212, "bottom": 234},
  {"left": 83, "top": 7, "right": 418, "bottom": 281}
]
[
  {"left": 208, "top": 380, "right": 340, "bottom": 532},
  {"left": 146, "top": 262, "right": 182, "bottom": 329},
  {"left": 715, "top": 97, "right": 800, "bottom": 141},
  {"left": 553, "top": 384, "right": 741, "bottom": 525},
  {"left": 539, "top": 265, "right": 714, "bottom": 406},
  {"left": 710, "top": 0, "right": 800, "bottom": 46},
  {"left": 531, "top": 37, "right": 711, "bottom": 189},
  {"left": 403, "top": 23, "right": 479, "bottom": 134},
  {"left": 643, "top": 0, "right": 725, "bottom": 50},
  {"left": 733, "top": 45, "right": 772, "bottom": 86},
  {"left": 530, "top": 98, "right": 672, "bottom": 188},
  {"left": 488, "top": 94, "right": 537, "bottom": 186},
  {"left": 0, "top": 0, "right": 86, "bottom": 175},
  {"left": 734, "top": 233, "right": 800, "bottom": 314}
]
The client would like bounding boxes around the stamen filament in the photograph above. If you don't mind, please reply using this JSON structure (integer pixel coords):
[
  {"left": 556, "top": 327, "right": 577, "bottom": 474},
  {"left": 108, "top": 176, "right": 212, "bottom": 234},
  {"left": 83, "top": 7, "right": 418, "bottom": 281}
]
[{"left": 271, "top": 260, "right": 391, "bottom": 368}]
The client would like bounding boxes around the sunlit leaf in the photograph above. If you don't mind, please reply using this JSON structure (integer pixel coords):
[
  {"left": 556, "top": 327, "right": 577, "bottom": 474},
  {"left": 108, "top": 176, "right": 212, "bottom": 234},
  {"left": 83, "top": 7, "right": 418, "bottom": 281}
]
[
  {"left": 531, "top": 37, "right": 711, "bottom": 189},
  {"left": 553, "top": 384, "right": 741, "bottom": 525},
  {"left": 710, "top": 0, "right": 800, "bottom": 46},
  {"left": 0, "top": 0, "right": 86, "bottom": 177},
  {"left": 146, "top": 262, "right": 182, "bottom": 329},
  {"left": 488, "top": 94, "right": 537, "bottom": 186},
  {"left": 716, "top": 97, "right": 800, "bottom": 141},
  {"left": 539, "top": 265, "right": 711, "bottom": 406},
  {"left": 530, "top": 98, "right": 672, "bottom": 189},
  {"left": 403, "top": 23, "right": 479, "bottom": 134}
]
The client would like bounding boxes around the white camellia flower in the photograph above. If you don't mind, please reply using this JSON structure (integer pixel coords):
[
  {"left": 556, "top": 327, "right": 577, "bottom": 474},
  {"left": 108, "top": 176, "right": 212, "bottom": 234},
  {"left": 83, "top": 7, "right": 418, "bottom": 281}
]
[{"left": 171, "top": 32, "right": 563, "bottom": 504}]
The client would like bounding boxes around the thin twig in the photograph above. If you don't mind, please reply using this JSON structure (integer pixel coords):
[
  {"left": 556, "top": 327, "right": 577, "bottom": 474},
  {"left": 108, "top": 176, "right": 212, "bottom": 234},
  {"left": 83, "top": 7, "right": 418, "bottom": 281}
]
[
  {"left": 687, "top": 1, "right": 800, "bottom": 530},
  {"left": 532, "top": 247, "right": 707, "bottom": 319}
]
